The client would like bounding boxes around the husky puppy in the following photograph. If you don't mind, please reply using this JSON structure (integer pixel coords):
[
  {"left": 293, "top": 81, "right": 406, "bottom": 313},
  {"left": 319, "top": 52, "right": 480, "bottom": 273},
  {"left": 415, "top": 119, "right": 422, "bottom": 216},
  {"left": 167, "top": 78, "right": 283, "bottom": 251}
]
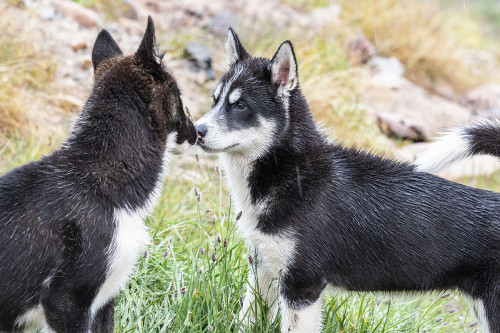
[
  {"left": 195, "top": 28, "right": 500, "bottom": 333},
  {"left": 0, "top": 17, "right": 196, "bottom": 332}
]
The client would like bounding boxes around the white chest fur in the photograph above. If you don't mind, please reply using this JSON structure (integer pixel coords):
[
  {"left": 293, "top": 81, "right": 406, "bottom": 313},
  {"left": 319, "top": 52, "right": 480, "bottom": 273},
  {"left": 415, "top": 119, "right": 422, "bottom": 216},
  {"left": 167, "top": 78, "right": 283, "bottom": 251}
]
[
  {"left": 90, "top": 131, "right": 178, "bottom": 315},
  {"left": 90, "top": 208, "right": 150, "bottom": 315},
  {"left": 221, "top": 154, "right": 295, "bottom": 275},
  {"left": 15, "top": 132, "right": 179, "bottom": 331}
]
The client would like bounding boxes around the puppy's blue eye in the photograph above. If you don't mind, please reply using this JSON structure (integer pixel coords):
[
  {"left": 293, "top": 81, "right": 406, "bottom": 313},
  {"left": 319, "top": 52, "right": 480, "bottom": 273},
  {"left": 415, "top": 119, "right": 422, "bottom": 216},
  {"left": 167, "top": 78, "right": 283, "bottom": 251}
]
[{"left": 235, "top": 101, "right": 246, "bottom": 110}]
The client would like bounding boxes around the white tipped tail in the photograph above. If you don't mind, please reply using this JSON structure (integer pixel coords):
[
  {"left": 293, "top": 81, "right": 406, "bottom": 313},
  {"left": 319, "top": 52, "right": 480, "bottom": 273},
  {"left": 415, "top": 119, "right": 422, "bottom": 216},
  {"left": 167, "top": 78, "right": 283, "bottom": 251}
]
[
  {"left": 415, "top": 120, "right": 500, "bottom": 174},
  {"left": 414, "top": 127, "right": 471, "bottom": 174}
]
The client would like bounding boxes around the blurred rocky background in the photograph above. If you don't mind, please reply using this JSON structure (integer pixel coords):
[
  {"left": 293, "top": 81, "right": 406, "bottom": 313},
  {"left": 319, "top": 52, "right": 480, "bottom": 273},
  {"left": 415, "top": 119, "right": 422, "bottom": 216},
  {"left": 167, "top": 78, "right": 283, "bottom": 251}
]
[{"left": 2, "top": 0, "right": 500, "bottom": 184}]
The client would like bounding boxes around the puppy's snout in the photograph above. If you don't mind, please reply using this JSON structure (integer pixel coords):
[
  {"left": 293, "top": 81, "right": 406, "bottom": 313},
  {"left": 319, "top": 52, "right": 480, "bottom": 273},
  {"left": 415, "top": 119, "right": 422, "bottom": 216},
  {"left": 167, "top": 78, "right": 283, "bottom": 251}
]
[{"left": 196, "top": 124, "right": 208, "bottom": 141}]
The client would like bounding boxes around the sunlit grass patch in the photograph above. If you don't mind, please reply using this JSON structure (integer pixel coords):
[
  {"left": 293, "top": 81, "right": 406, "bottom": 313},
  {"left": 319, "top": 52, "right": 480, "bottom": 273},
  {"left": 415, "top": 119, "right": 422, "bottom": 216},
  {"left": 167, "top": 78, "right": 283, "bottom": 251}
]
[
  {"left": 114, "top": 159, "right": 479, "bottom": 333},
  {"left": 0, "top": 20, "right": 57, "bottom": 145},
  {"left": 339, "top": 0, "right": 488, "bottom": 94},
  {"left": 71, "top": 0, "right": 123, "bottom": 20}
]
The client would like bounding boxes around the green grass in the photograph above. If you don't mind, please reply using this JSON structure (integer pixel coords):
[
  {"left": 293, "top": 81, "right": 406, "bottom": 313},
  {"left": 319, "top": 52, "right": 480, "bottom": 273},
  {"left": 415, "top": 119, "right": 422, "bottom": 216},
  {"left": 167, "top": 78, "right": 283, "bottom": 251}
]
[
  {"left": 0, "top": 144, "right": 482, "bottom": 332},
  {"left": 2, "top": 0, "right": 498, "bottom": 329},
  {"left": 112, "top": 156, "right": 479, "bottom": 332}
]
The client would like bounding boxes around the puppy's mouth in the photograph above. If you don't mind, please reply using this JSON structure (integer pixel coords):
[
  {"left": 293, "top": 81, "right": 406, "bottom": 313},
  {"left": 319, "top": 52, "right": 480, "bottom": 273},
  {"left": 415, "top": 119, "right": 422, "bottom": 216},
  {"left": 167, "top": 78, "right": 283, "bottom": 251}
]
[{"left": 197, "top": 142, "right": 239, "bottom": 153}]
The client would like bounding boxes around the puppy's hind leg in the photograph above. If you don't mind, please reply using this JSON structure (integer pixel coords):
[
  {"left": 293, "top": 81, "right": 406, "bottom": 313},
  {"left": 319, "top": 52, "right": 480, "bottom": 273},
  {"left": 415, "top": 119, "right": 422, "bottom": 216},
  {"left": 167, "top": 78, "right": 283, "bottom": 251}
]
[{"left": 42, "top": 220, "right": 108, "bottom": 333}]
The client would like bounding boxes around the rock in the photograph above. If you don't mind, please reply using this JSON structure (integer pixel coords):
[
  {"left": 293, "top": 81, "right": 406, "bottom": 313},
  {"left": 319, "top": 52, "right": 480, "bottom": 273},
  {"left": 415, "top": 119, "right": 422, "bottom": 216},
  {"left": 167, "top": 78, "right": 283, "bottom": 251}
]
[
  {"left": 79, "top": 56, "right": 92, "bottom": 69},
  {"left": 347, "top": 33, "right": 376, "bottom": 65},
  {"left": 52, "top": 93, "right": 84, "bottom": 111},
  {"left": 377, "top": 112, "right": 430, "bottom": 141},
  {"left": 364, "top": 78, "right": 471, "bottom": 141},
  {"left": 23, "top": 0, "right": 56, "bottom": 20},
  {"left": 369, "top": 56, "right": 405, "bottom": 89},
  {"left": 39, "top": 4, "right": 56, "bottom": 20},
  {"left": 119, "top": 17, "right": 145, "bottom": 35},
  {"left": 394, "top": 142, "right": 500, "bottom": 180},
  {"left": 121, "top": 0, "right": 139, "bottom": 20},
  {"left": 458, "top": 49, "right": 497, "bottom": 77},
  {"left": 204, "top": 11, "right": 238, "bottom": 36},
  {"left": 309, "top": 3, "right": 341, "bottom": 28},
  {"left": 184, "top": 43, "right": 215, "bottom": 81},
  {"left": 51, "top": 0, "right": 99, "bottom": 28},
  {"left": 185, "top": 43, "right": 212, "bottom": 68},
  {"left": 461, "top": 83, "right": 500, "bottom": 117},
  {"left": 70, "top": 33, "right": 89, "bottom": 51}
]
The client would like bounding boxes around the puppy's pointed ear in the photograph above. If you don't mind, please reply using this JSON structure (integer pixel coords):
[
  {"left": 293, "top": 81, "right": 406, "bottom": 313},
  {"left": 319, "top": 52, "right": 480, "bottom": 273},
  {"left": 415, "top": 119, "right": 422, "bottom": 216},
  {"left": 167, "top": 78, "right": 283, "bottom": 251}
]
[
  {"left": 225, "top": 27, "right": 249, "bottom": 68},
  {"left": 92, "top": 29, "right": 122, "bottom": 71},
  {"left": 136, "top": 16, "right": 161, "bottom": 65},
  {"left": 270, "top": 41, "right": 298, "bottom": 95}
]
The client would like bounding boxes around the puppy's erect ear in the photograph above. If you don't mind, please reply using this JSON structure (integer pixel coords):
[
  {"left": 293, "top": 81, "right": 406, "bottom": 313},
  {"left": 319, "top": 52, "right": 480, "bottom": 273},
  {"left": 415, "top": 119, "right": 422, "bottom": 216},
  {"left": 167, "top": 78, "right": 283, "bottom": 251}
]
[
  {"left": 270, "top": 41, "right": 298, "bottom": 96},
  {"left": 136, "top": 16, "right": 161, "bottom": 66},
  {"left": 92, "top": 29, "right": 122, "bottom": 71},
  {"left": 225, "top": 27, "right": 250, "bottom": 68}
]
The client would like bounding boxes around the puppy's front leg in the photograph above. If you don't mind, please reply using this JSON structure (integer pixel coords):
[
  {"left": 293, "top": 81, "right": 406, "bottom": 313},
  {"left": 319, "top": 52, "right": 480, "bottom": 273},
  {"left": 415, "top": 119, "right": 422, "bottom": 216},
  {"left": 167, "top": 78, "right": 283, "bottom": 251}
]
[
  {"left": 239, "top": 259, "right": 279, "bottom": 330},
  {"left": 279, "top": 274, "right": 325, "bottom": 333},
  {"left": 280, "top": 296, "right": 323, "bottom": 333}
]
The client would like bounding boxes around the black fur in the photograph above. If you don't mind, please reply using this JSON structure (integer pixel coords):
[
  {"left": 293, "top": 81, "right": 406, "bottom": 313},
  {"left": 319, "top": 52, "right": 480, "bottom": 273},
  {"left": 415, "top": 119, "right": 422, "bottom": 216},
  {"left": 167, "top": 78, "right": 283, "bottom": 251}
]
[
  {"left": 196, "top": 29, "right": 500, "bottom": 332},
  {"left": 92, "top": 29, "right": 123, "bottom": 71},
  {"left": 467, "top": 121, "right": 500, "bottom": 157},
  {"left": 0, "top": 17, "right": 196, "bottom": 332}
]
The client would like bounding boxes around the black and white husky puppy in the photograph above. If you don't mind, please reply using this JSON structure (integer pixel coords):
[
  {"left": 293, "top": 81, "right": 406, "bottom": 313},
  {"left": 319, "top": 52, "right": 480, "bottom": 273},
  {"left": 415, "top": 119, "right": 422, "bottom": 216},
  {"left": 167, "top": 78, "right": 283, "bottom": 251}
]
[
  {"left": 195, "top": 28, "right": 500, "bottom": 333},
  {"left": 0, "top": 17, "right": 197, "bottom": 332}
]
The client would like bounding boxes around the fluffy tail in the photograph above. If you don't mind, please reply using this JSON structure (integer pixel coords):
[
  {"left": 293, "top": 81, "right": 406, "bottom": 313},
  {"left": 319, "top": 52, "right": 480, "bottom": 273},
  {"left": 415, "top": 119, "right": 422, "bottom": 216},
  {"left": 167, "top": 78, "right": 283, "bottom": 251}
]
[{"left": 414, "top": 120, "right": 500, "bottom": 174}]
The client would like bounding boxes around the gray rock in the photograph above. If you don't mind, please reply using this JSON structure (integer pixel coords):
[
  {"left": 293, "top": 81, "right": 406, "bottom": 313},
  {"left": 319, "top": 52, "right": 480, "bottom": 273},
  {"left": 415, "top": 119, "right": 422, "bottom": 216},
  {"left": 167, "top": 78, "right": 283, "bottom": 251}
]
[
  {"left": 70, "top": 33, "right": 89, "bottom": 51},
  {"left": 309, "top": 3, "right": 341, "bottom": 28},
  {"left": 184, "top": 43, "right": 215, "bottom": 81},
  {"left": 39, "top": 5, "right": 56, "bottom": 20},
  {"left": 347, "top": 33, "right": 376, "bottom": 65},
  {"left": 204, "top": 11, "right": 238, "bottom": 36},
  {"left": 51, "top": 0, "right": 99, "bottom": 28},
  {"left": 365, "top": 78, "right": 471, "bottom": 141},
  {"left": 369, "top": 56, "right": 405, "bottom": 89},
  {"left": 121, "top": 0, "right": 139, "bottom": 20},
  {"left": 377, "top": 112, "right": 430, "bottom": 141},
  {"left": 461, "top": 83, "right": 500, "bottom": 117},
  {"left": 185, "top": 43, "right": 212, "bottom": 68}
]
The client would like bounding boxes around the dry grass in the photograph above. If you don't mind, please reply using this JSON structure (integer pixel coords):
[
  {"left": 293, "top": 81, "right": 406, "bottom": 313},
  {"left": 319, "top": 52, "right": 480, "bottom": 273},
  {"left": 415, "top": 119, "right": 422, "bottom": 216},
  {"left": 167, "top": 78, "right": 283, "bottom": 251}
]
[
  {"left": 339, "top": 0, "right": 491, "bottom": 94},
  {"left": 241, "top": 17, "right": 392, "bottom": 150},
  {"left": 0, "top": 20, "right": 57, "bottom": 146},
  {"left": 71, "top": 0, "right": 126, "bottom": 20}
]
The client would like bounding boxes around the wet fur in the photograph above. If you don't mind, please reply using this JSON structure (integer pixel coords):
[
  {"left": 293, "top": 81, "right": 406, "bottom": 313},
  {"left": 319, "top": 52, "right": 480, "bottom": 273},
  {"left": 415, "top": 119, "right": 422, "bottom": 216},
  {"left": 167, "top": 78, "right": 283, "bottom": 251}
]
[
  {"left": 0, "top": 17, "right": 196, "bottom": 332},
  {"left": 196, "top": 29, "right": 500, "bottom": 333}
]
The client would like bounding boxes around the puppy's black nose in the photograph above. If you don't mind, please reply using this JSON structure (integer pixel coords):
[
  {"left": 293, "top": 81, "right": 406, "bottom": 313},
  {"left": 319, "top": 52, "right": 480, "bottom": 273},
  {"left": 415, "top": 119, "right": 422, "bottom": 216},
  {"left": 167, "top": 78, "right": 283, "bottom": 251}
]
[{"left": 196, "top": 124, "right": 208, "bottom": 141}]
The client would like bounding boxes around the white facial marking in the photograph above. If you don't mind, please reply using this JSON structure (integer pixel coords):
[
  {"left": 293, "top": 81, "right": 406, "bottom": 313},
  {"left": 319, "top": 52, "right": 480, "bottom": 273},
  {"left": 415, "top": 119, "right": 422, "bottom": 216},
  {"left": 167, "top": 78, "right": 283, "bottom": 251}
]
[
  {"left": 229, "top": 88, "right": 242, "bottom": 104},
  {"left": 197, "top": 114, "right": 275, "bottom": 160},
  {"left": 213, "top": 82, "right": 223, "bottom": 100},
  {"left": 90, "top": 132, "right": 178, "bottom": 316}
]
